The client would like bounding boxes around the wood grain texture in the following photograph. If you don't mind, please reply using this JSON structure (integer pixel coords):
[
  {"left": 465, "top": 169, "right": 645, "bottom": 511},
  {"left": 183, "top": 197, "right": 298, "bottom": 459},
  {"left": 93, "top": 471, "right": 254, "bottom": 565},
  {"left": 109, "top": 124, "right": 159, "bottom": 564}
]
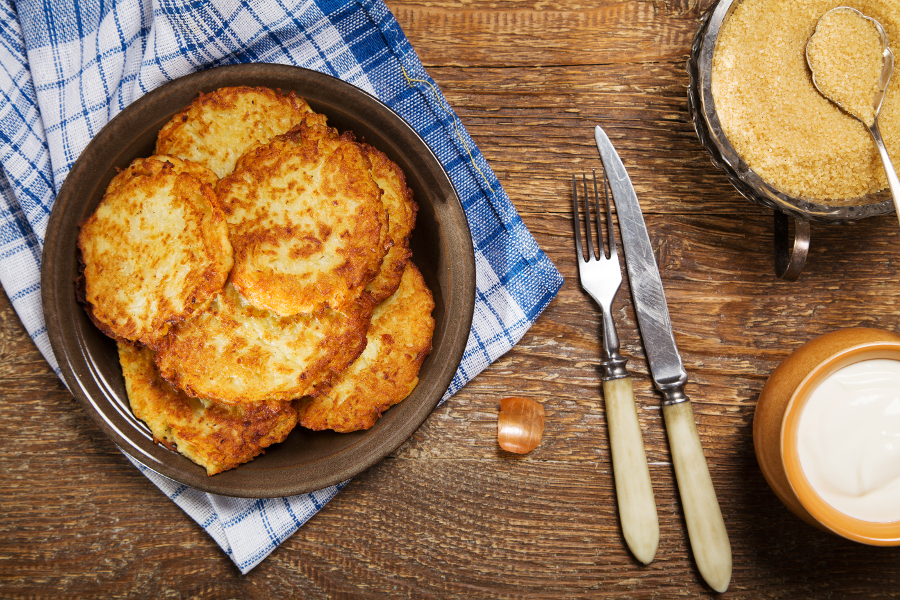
[{"left": 3, "top": 0, "right": 900, "bottom": 597}]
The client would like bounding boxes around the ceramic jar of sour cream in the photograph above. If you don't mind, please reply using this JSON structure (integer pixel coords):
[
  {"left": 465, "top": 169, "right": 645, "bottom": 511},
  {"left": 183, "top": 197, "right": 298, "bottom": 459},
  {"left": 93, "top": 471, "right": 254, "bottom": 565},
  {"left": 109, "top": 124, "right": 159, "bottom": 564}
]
[{"left": 755, "top": 328, "right": 900, "bottom": 544}]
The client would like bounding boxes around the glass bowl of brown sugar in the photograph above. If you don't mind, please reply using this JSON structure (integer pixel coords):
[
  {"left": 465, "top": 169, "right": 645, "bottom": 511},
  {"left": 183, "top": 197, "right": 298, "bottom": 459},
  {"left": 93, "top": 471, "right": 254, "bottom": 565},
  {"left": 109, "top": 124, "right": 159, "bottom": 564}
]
[{"left": 687, "top": 0, "right": 900, "bottom": 278}]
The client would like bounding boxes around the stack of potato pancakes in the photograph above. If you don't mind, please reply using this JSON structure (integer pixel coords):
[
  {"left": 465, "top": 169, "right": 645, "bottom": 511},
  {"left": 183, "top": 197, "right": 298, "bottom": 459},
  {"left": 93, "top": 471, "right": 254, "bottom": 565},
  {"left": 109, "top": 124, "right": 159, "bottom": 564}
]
[{"left": 77, "top": 87, "right": 435, "bottom": 476}]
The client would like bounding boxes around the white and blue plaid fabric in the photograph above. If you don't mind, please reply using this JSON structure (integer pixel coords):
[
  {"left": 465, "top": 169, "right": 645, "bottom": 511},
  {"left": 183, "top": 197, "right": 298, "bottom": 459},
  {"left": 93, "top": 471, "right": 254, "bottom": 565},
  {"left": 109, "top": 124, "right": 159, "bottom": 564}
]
[{"left": 1, "top": 0, "right": 563, "bottom": 573}]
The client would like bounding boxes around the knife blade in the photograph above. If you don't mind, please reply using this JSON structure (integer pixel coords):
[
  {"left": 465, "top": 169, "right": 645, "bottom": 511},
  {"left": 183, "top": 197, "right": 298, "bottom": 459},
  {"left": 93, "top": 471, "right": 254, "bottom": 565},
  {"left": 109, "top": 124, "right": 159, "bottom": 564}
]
[{"left": 594, "top": 125, "right": 732, "bottom": 593}]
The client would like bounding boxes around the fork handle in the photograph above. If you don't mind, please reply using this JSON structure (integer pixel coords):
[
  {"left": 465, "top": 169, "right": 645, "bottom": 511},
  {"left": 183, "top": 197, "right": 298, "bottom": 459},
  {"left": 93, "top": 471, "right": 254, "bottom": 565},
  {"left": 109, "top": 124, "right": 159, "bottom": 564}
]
[
  {"left": 602, "top": 376, "right": 659, "bottom": 565},
  {"left": 663, "top": 400, "right": 732, "bottom": 593}
]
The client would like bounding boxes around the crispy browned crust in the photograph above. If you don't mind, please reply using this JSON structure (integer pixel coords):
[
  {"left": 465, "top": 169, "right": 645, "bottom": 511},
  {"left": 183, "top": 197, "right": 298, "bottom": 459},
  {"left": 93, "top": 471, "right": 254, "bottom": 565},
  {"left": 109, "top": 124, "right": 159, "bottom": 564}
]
[
  {"left": 297, "top": 263, "right": 434, "bottom": 432},
  {"left": 217, "top": 119, "right": 389, "bottom": 315},
  {"left": 362, "top": 144, "right": 418, "bottom": 303},
  {"left": 118, "top": 341, "right": 298, "bottom": 476},
  {"left": 154, "top": 283, "right": 374, "bottom": 405},
  {"left": 77, "top": 156, "right": 232, "bottom": 349},
  {"left": 155, "top": 86, "right": 326, "bottom": 178}
]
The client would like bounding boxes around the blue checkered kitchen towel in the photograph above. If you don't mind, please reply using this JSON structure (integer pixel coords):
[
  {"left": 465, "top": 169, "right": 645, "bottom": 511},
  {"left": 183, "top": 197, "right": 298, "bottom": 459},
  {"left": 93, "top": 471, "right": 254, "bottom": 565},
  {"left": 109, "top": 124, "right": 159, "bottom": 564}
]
[{"left": 0, "top": 0, "right": 563, "bottom": 573}]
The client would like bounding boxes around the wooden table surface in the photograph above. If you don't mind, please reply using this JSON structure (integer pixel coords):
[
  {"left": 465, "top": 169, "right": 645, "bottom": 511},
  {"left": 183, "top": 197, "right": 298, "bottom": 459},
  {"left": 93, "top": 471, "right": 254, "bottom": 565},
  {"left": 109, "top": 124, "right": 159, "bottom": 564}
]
[{"left": 4, "top": 1, "right": 900, "bottom": 597}]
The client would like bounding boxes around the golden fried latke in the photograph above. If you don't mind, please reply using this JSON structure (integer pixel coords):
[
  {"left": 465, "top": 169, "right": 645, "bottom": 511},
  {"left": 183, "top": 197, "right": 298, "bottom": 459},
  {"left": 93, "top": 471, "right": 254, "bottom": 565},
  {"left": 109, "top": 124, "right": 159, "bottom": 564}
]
[
  {"left": 155, "top": 86, "right": 326, "bottom": 178},
  {"left": 362, "top": 144, "right": 418, "bottom": 303},
  {"left": 217, "top": 119, "right": 389, "bottom": 315},
  {"left": 297, "top": 262, "right": 434, "bottom": 432},
  {"left": 77, "top": 156, "right": 232, "bottom": 349},
  {"left": 154, "top": 283, "right": 374, "bottom": 405},
  {"left": 118, "top": 342, "right": 298, "bottom": 476}
]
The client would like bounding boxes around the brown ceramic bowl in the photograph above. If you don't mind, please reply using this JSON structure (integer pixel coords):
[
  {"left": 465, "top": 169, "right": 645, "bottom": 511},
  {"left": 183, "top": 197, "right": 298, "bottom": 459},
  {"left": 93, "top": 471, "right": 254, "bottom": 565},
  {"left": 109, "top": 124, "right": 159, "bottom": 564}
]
[
  {"left": 755, "top": 328, "right": 900, "bottom": 544},
  {"left": 41, "top": 63, "right": 476, "bottom": 498}
]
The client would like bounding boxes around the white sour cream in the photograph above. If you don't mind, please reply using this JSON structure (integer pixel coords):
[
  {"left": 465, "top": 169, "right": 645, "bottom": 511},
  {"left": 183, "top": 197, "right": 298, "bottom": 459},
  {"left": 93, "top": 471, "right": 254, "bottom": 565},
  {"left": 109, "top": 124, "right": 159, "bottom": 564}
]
[{"left": 797, "top": 358, "right": 900, "bottom": 523}]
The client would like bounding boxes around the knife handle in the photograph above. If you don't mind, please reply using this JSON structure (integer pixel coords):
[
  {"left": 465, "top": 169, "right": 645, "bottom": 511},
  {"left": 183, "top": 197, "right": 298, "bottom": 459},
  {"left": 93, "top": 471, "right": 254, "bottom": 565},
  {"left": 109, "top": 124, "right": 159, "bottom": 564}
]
[
  {"left": 602, "top": 376, "right": 659, "bottom": 565},
  {"left": 662, "top": 400, "right": 732, "bottom": 593}
]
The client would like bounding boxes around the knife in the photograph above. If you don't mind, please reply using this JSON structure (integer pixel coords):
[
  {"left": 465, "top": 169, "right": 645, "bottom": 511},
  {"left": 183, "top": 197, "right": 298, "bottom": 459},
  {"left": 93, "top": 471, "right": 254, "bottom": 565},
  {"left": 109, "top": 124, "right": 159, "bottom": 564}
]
[{"left": 594, "top": 125, "right": 732, "bottom": 593}]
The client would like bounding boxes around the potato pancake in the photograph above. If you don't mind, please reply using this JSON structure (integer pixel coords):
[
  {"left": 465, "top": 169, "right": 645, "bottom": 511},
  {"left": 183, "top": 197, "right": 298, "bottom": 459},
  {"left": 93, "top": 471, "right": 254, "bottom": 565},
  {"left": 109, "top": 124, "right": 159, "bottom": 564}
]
[
  {"left": 77, "top": 156, "right": 232, "bottom": 349},
  {"left": 297, "top": 263, "right": 434, "bottom": 432},
  {"left": 155, "top": 86, "right": 325, "bottom": 178},
  {"left": 362, "top": 144, "right": 418, "bottom": 303},
  {"left": 154, "top": 283, "right": 374, "bottom": 405},
  {"left": 218, "top": 119, "right": 389, "bottom": 315},
  {"left": 118, "top": 342, "right": 298, "bottom": 476}
]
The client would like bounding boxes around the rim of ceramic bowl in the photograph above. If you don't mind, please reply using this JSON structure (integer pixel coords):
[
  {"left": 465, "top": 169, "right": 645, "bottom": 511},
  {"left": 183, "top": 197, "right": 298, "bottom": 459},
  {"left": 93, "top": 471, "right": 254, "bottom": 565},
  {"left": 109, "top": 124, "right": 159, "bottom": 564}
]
[
  {"left": 781, "top": 342, "right": 900, "bottom": 545},
  {"left": 688, "top": 0, "right": 894, "bottom": 223}
]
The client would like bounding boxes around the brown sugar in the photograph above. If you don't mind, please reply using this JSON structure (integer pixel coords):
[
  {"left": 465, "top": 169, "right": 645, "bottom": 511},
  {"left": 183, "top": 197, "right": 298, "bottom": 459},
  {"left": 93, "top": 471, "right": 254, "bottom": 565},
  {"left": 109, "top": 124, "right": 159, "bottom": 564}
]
[
  {"left": 808, "top": 8, "right": 886, "bottom": 127},
  {"left": 712, "top": 0, "right": 899, "bottom": 203}
]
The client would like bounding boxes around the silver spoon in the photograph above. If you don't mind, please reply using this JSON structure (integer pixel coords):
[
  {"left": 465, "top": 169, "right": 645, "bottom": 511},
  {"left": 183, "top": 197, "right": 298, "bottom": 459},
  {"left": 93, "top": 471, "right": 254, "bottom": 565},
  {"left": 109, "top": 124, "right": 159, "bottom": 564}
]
[{"left": 807, "top": 7, "right": 900, "bottom": 224}]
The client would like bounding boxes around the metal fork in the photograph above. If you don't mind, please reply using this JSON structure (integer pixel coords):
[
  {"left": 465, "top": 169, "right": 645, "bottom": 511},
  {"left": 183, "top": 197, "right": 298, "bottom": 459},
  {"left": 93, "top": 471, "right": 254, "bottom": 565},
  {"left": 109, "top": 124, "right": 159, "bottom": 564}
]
[{"left": 572, "top": 169, "right": 659, "bottom": 565}]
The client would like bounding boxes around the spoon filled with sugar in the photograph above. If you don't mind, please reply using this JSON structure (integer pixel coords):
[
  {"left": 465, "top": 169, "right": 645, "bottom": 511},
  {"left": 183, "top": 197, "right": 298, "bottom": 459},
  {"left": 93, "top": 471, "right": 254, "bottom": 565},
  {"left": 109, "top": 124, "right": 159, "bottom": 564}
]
[{"left": 807, "top": 6, "right": 900, "bottom": 222}]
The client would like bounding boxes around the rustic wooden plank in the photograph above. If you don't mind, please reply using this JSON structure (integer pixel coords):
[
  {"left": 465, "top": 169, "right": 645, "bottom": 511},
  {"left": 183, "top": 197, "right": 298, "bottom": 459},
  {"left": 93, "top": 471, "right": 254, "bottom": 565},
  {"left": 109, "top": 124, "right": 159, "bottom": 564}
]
[
  {"left": 394, "top": 59, "right": 760, "bottom": 218},
  {"left": 387, "top": 0, "right": 713, "bottom": 67}
]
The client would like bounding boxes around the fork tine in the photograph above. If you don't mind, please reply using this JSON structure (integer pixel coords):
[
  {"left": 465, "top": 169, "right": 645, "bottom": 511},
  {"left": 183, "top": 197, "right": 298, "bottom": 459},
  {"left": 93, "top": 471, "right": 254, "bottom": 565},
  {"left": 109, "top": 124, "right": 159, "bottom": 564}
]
[
  {"left": 600, "top": 166, "right": 617, "bottom": 257},
  {"left": 581, "top": 171, "right": 596, "bottom": 260},
  {"left": 572, "top": 173, "right": 584, "bottom": 261},
  {"left": 591, "top": 169, "right": 606, "bottom": 259}
]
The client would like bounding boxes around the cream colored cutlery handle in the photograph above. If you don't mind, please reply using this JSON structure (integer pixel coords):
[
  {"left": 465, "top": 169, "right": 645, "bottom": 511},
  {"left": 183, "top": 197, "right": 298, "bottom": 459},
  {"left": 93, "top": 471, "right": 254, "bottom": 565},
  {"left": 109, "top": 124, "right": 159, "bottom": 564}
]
[
  {"left": 663, "top": 400, "right": 732, "bottom": 593},
  {"left": 603, "top": 376, "right": 659, "bottom": 565}
]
